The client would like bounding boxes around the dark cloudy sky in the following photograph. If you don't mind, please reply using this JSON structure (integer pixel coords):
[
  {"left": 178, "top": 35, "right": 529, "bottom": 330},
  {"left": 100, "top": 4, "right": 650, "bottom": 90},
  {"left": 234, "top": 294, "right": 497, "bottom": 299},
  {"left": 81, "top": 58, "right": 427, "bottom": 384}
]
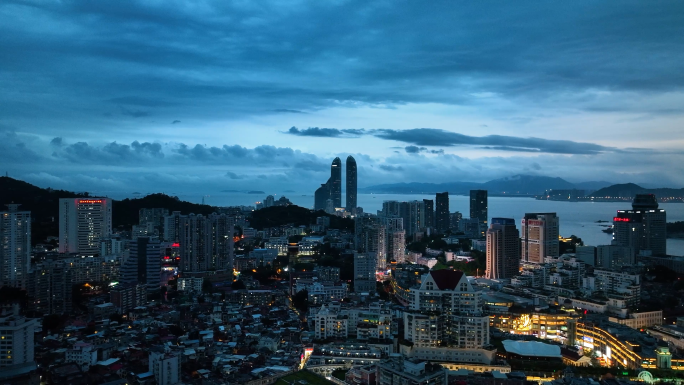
[{"left": 2, "top": 1, "right": 684, "bottom": 196}]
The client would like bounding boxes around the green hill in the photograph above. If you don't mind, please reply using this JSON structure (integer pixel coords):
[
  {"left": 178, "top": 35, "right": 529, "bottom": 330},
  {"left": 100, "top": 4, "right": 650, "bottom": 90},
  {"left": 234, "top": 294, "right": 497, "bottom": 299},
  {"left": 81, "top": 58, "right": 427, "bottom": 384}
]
[
  {"left": 249, "top": 205, "right": 353, "bottom": 231},
  {"left": 113, "top": 193, "right": 216, "bottom": 229}
]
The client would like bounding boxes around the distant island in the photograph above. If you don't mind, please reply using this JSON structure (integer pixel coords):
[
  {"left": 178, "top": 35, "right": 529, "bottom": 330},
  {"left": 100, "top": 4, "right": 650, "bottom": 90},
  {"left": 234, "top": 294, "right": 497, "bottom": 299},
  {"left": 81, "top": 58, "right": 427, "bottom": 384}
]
[
  {"left": 362, "top": 174, "right": 683, "bottom": 203},
  {"left": 587, "top": 183, "right": 684, "bottom": 202},
  {"left": 248, "top": 190, "right": 266, "bottom": 194}
]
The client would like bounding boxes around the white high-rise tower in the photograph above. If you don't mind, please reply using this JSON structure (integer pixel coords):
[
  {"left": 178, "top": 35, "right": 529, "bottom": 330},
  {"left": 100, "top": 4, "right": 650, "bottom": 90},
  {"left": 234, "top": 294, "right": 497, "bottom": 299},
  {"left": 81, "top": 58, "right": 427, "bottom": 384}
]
[{"left": 59, "top": 198, "right": 112, "bottom": 255}]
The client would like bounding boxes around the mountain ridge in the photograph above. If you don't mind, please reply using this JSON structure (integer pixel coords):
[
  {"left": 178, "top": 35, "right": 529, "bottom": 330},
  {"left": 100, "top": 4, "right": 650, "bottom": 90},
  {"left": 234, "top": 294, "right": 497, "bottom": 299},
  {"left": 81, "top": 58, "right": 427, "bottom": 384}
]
[{"left": 361, "top": 174, "right": 613, "bottom": 195}]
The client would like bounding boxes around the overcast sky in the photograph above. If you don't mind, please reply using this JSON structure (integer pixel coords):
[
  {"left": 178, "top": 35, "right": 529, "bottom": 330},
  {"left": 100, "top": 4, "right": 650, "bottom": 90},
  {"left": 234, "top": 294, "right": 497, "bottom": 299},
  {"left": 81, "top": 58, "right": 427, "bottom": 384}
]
[{"left": 2, "top": 1, "right": 684, "bottom": 196}]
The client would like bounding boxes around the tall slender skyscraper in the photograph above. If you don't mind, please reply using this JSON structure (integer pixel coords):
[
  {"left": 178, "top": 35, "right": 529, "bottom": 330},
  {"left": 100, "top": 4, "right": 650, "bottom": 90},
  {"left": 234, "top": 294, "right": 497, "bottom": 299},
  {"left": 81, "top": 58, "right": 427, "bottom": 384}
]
[
  {"left": 521, "top": 213, "right": 559, "bottom": 263},
  {"left": 486, "top": 218, "right": 520, "bottom": 279},
  {"left": 330, "top": 157, "right": 341, "bottom": 207},
  {"left": 314, "top": 157, "right": 342, "bottom": 210},
  {"left": 0, "top": 204, "right": 31, "bottom": 289},
  {"left": 59, "top": 198, "right": 112, "bottom": 255},
  {"left": 470, "top": 190, "right": 488, "bottom": 238},
  {"left": 435, "top": 192, "right": 449, "bottom": 234},
  {"left": 346, "top": 156, "right": 357, "bottom": 212}
]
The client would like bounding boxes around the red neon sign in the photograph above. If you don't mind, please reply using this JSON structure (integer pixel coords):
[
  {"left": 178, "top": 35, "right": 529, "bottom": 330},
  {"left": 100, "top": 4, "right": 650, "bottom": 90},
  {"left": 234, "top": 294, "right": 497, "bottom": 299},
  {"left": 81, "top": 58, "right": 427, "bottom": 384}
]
[
  {"left": 613, "top": 217, "right": 631, "bottom": 222},
  {"left": 78, "top": 200, "right": 103, "bottom": 204},
  {"left": 171, "top": 243, "right": 180, "bottom": 247}
]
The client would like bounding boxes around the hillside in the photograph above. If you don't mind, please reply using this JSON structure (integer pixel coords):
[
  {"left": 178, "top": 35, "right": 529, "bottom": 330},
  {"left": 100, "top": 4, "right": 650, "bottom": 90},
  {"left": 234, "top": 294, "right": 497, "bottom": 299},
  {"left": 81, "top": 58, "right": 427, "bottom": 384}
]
[
  {"left": 0, "top": 176, "right": 87, "bottom": 243},
  {"left": 0, "top": 177, "right": 217, "bottom": 243}
]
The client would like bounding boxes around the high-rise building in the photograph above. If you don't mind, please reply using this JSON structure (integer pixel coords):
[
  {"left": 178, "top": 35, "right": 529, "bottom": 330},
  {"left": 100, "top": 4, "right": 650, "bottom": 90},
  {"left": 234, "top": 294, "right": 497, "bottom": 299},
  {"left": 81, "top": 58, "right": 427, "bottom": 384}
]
[
  {"left": 110, "top": 283, "right": 147, "bottom": 314},
  {"left": 331, "top": 157, "right": 341, "bottom": 208},
  {"left": 354, "top": 253, "right": 377, "bottom": 293},
  {"left": 388, "top": 231, "right": 406, "bottom": 264},
  {"left": 121, "top": 237, "right": 162, "bottom": 289},
  {"left": 401, "top": 200, "right": 426, "bottom": 239},
  {"left": 163, "top": 211, "right": 183, "bottom": 243},
  {"left": 449, "top": 211, "right": 462, "bottom": 233},
  {"left": 382, "top": 217, "right": 406, "bottom": 264},
  {"left": 28, "top": 260, "right": 73, "bottom": 315},
  {"left": 459, "top": 218, "right": 481, "bottom": 238},
  {"left": 383, "top": 200, "right": 436, "bottom": 239},
  {"left": 346, "top": 155, "right": 358, "bottom": 213},
  {"left": 314, "top": 157, "right": 342, "bottom": 211},
  {"left": 139, "top": 208, "right": 169, "bottom": 236},
  {"left": 355, "top": 217, "right": 387, "bottom": 270},
  {"left": 521, "top": 213, "right": 559, "bottom": 263},
  {"left": 485, "top": 218, "right": 520, "bottom": 279},
  {"left": 179, "top": 213, "right": 234, "bottom": 273},
  {"left": 613, "top": 194, "right": 666, "bottom": 256},
  {"left": 0, "top": 204, "right": 31, "bottom": 289},
  {"left": 0, "top": 313, "right": 38, "bottom": 368},
  {"left": 100, "top": 237, "right": 124, "bottom": 257},
  {"left": 575, "top": 246, "right": 596, "bottom": 266},
  {"left": 404, "top": 270, "right": 489, "bottom": 349},
  {"left": 28, "top": 255, "right": 120, "bottom": 315},
  {"left": 381, "top": 200, "right": 401, "bottom": 218},
  {"left": 59, "top": 198, "right": 112, "bottom": 255},
  {"left": 422, "top": 199, "right": 434, "bottom": 231},
  {"left": 596, "top": 245, "right": 635, "bottom": 269},
  {"left": 314, "top": 186, "right": 329, "bottom": 212},
  {"left": 470, "top": 190, "right": 488, "bottom": 238},
  {"left": 435, "top": 192, "right": 449, "bottom": 234}
]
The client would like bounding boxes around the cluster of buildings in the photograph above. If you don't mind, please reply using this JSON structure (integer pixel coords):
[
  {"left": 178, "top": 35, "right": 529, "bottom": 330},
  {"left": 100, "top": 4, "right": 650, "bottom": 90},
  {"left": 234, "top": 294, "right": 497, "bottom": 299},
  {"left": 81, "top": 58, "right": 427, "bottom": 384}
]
[
  {"left": 0, "top": 197, "right": 246, "bottom": 383},
  {"left": 23, "top": 283, "right": 310, "bottom": 385},
  {"left": 486, "top": 194, "right": 667, "bottom": 282},
  {"left": 2, "top": 155, "right": 684, "bottom": 385}
]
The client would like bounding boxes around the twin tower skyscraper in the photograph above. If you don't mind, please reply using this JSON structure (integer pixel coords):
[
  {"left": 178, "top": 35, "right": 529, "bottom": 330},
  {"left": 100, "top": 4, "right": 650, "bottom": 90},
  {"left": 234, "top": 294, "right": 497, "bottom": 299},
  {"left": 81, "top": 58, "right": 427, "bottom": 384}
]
[{"left": 314, "top": 156, "right": 357, "bottom": 213}]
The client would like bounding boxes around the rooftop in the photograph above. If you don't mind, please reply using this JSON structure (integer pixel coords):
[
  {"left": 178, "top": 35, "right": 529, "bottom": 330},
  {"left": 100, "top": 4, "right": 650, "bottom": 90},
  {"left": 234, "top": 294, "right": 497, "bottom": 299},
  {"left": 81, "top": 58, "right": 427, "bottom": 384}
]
[{"left": 429, "top": 270, "right": 464, "bottom": 290}]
